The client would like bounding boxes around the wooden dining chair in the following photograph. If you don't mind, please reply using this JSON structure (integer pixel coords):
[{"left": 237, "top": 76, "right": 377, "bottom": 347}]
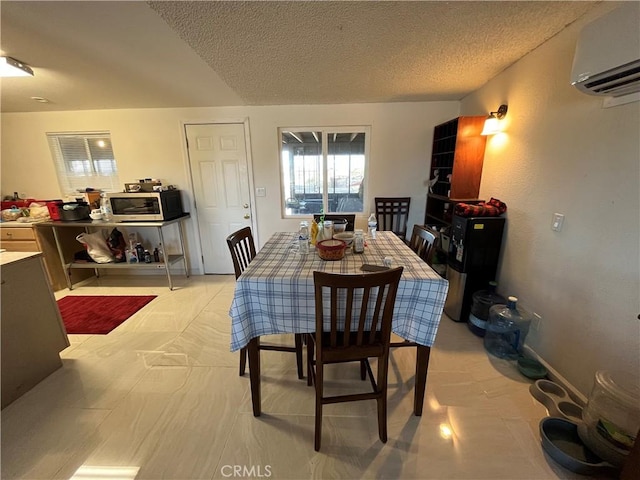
[
  {"left": 408, "top": 224, "right": 438, "bottom": 265},
  {"left": 306, "top": 267, "right": 404, "bottom": 451},
  {"left": 392, "top": 224, "right": 438, "bottom": 348},
  {"left": 313, "top": 214, "right": 356, "bottom": 231},
  {"left": 226, "top": 227, "right": 304, "bottom": 379},
  {"left": 375, "top": 197, "right": 411, "bottom": 241},
  {"left": 392, "top": 225, "right": 438, "bottom": 393}
]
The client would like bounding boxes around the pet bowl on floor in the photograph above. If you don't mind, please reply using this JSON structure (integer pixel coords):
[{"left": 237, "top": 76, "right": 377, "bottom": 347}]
[
  {"left": 517, "top": 356, "right": 548, "bottom": 379},
  {"left": 530, "top": 379, "right": 584, "bottom": 423},
  {"left": 539, "top": 418, "right": 617, "bottom": 476}
]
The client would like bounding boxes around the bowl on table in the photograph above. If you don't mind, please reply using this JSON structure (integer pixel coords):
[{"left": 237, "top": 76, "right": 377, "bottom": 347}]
[
  {"left": 316, "top": 239, "right": 347, "bottom": 261},
  {"left": 1, "top": 208, "right": 24, "bottom": 221},
  {"left": 333, "top": 219, "right": 348, "bottom": 233},
  {"left": 333, "top": 232, "right": 355, "bottom": 247}
]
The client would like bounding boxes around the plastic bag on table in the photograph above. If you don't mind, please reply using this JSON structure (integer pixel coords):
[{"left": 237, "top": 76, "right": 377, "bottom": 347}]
[{"left": 76, "top": 231, "right": 115, "bottom": 264}]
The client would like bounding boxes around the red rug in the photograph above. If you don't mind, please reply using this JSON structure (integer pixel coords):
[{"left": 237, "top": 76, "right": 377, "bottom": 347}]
[{"left": 57, "top": 295, "right": 157, "bottom": 334}]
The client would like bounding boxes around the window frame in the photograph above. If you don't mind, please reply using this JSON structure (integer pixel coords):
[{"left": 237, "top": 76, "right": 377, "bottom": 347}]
[
  {"left": 279, "top": 126, "right": 370, "bottom": 219},
  {"left": 47, "top": 131, "right": 120, "bottom": 195}
]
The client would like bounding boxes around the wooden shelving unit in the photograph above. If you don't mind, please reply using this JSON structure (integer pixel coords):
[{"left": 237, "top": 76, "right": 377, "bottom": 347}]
[{"left": 425, "top": 116, "right": 487, "bottom": 269}]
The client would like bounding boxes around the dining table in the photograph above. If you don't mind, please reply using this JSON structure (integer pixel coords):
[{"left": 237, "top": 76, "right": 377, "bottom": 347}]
[{"left": 229, "top": 230, "right": 449, "bottom": 417}]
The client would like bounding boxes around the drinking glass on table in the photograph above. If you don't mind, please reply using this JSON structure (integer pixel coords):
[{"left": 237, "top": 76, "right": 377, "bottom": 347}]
[{"left": 323, "top": 221, "right": 333, "bottom": 240}]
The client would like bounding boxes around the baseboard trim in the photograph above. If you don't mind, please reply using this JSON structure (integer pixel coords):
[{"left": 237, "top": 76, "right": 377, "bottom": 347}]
[{"left": 521, "top": 345, "right": 588, "bottom": 406}]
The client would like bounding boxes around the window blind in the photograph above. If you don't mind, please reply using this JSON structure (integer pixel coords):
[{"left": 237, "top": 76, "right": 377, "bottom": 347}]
[{"left": 47, "top": 132, "right": 120, "bottom": 195}]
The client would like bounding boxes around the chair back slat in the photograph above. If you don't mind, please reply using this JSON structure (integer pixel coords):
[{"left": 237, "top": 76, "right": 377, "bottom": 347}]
[
  {"left": 356, "top": 287, "right": 370, "bottom": 345},
  {"left": 313, "top": 268, "right": 403, "bottom": 357},
  {"left": 226, "top": 227, "right": 257, "bottom": 279},
  {"left": 369, "top": 286, "right": 386, "bottom": 342},
  {"left": 330, "top": 286, "right": 338, "bottom": 347},
  {"left": 375, "top": 197, "right": 411, "bottom": 239},
  {"left": 408, "top": 225, "right": 437, "bottom": 264},
  {"left": 342, "top": 288, "right": 355, "bottom": 346}
]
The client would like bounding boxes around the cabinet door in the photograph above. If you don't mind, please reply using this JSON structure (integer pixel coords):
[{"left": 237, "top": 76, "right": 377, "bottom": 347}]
[
  {"left": 449, "top": 116, "right": 486, "bottom": 199},
  {"left": 34, "top": 226, "right": 94, "bottom": 291},
  {"left": 0, "top": 240, "right": 39, "bottom": 251}
]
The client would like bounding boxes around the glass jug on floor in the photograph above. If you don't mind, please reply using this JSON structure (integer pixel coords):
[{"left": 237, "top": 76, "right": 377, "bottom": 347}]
[{"left": 484, "top": 296, "right": 532, "bottom": 360}]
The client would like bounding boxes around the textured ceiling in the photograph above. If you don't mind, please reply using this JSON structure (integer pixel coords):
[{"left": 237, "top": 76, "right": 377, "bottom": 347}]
[
  {"left": 148, "top": 1, "right": 599, "bottom": 105},
  {"left": 1, "top": 1, "right": 600, "bottom": 113}
]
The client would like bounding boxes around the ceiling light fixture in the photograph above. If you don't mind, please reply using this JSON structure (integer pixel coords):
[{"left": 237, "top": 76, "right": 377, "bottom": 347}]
[
  {"left": 481, "top": 104, "right": 508, "bottom": 136},
  {"left": 0, "top": 56, "right": 34, "bottom": 77}
]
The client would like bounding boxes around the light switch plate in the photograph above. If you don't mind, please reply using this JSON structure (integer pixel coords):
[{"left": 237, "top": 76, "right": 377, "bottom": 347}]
[
  {"left": 255, "top": 187, "right": 266, "bottom": 197},
  {"left": 551, "top": 213, "right": 565, "bottom": 232}
]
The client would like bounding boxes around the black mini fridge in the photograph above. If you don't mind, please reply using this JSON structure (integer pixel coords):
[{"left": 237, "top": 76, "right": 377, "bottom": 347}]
[{"left": 444, "top": 215, "right": 505, "bottom": 322}]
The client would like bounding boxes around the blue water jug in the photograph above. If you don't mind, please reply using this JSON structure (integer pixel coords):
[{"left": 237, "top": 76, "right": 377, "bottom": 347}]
[
  {"left": 484, "top": 296, "right": 532, "bottom": 359},
  {"left": 468, "top": 281, "right": 506, "bottom": 337}
]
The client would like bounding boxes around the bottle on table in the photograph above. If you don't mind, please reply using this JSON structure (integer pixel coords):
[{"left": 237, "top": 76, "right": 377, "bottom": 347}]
[
  {"left": 310, "top": 220, "right": 319, "bottom": 246},
  {"left": 367, "top": 213, "right": 377, "bottom": 239},
  {"left": 126, "top": 248, "right": 138, "bottom": 263},
  {"left": 298, "top": 221, "right": 309, "bottom": 255},
  {"left": 135, "top": 242, "right": 145, "bottom": 263},
  {"left": 322, "top": 220, "right": 333, "bottom": 240},
  {"left": 353, "top": 229, "right": 365, "bottom": 253},
  {"left": 153, "top": 247, "right": 160, "bottom": 262},
  {"left": 315, "top": 220, "right": 325, "bottom": 242},
  {"left": 100, "top": 193, "right": 113, "bottom": 221}
]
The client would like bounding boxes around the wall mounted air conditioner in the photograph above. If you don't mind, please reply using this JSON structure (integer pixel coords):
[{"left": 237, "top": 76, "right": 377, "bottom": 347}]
[{"left": 571, "top": 3, "right": 640, "bottom": 107}]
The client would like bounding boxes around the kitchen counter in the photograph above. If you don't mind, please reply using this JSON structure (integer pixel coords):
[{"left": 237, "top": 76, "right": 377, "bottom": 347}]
[
  {"left": 0, "top": 250, "right": 41, "bottom": 265},
  {"left": 35, "top": 213, "right": 190, "bottom": 228},
  {"left": 0, "top": 219, "right": 48, "bottom": 226},
  {"left": 0, "top": 221, "right": 92, "bottom": 291},
  {"left": 1, "top": 251, "right": 70, "bottom": 409},
  {"left": 36, "top": 214, "right": 191, "bottom": 290}
]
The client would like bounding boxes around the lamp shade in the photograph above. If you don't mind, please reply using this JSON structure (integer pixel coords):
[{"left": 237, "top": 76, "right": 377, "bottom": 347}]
[
  {"left": 481, "top": 115, "right": 500, "bottom": 136},
  {"left": 481, "top": 104, "right": 508, "bottom": 135}
]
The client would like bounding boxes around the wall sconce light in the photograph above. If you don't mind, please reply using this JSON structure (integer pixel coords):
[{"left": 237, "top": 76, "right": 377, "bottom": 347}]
[
  {"left": 481, "top": 104, "right": 508, "bottom": 135},
  {"left": 0, "top": 56, "right": 34, "bottom": 77}
]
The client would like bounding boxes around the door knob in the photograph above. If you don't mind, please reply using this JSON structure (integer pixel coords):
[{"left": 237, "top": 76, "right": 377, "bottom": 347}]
[
  {"left": 243, "top": 204, "right": 249, "bottom": 209},
  {"left": 244, "top": 214, "right": 250, "bottom": 219}
]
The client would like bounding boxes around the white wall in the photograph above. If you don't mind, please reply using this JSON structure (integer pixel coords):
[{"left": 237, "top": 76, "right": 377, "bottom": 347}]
[
  {"left": 6, "top": 3, "right": 636, "bottom": 397},
  {"left": 1, "top": 102, "right": 459, "bottom": 271},
  {"left": 461, "top": 3, "right": 640, "bottom": 396}
]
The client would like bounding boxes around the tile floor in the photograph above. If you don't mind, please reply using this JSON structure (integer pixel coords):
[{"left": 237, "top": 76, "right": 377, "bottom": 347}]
[{"left": 1, "top": 275, "right": 585, "bottom": 480}]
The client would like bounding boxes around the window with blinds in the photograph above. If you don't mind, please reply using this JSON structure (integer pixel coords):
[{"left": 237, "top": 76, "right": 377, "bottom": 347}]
[{"left": 47, "top": 132, "right": 120, "bottom": 194}]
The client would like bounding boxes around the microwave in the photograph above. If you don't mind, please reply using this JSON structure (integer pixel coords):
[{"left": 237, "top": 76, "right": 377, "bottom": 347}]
[{"left": 107, "top": 190, "right": 184, "bottom": 222}]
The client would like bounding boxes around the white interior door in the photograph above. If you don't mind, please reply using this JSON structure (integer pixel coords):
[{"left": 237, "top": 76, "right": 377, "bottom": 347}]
[{"left": 185, "top": 123, "right": 252, "bottom": 274}]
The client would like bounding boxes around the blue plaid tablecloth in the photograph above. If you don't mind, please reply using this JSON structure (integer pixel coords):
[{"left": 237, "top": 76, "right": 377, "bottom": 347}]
[{"left": 229, "top": 231, "right": 449, "bottom": 351}]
